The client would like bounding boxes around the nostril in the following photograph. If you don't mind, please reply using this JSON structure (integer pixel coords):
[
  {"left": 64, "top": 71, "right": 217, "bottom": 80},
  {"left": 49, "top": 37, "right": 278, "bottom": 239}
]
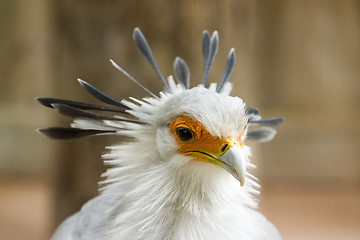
[{"left": 221, "top": 144, "right": 228, "bottom": 152}]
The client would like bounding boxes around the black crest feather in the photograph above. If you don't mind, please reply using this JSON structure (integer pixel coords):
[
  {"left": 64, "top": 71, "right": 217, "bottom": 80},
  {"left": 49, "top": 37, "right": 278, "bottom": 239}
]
[{"left": 38, "top": 127, "right": 116, "bottom": 140}]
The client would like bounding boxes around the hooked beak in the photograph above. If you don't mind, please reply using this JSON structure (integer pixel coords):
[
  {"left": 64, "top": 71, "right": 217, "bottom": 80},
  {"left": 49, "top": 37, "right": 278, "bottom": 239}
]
[
  {"left": 218, "top": 146, "right": 247, "bottom": 186},
  {"left": 179, "top": 135, "right": 248, "bottom": 186},
  {"left": 169, "top": 115, "right": 248, "bottom": 186}
]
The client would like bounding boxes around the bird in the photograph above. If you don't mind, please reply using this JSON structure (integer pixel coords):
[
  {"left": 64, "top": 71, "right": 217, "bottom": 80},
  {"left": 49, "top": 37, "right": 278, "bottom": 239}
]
[{"left": 37, "top": 28, "right": 283, "bottom": 240}]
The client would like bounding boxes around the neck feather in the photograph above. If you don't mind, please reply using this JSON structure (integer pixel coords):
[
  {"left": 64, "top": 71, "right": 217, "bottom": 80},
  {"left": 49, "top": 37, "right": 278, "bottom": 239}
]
[{"left": 100, "top": 141, "right": 259, "bottom": 239}]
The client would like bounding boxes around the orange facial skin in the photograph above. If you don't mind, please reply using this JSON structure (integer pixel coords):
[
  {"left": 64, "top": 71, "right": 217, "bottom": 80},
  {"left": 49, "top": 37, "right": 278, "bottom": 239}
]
[{"left": 169, "top": 116, "right": 243, "bottom": 165}]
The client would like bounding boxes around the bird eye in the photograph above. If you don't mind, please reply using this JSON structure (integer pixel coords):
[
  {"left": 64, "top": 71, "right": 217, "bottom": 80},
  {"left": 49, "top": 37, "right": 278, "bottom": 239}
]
[{"left": 175, "top": 127, "right": 194, "bottom": 141}]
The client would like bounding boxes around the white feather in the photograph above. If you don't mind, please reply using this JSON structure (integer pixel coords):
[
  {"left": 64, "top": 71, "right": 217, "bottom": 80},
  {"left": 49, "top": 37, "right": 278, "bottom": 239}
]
[{"left": 51, "top": 84, "right": 281, "bottom": 240}]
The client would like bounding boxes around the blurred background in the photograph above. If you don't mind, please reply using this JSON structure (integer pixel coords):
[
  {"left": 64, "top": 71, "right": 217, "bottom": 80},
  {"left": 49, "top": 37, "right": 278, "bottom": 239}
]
[{"left": 1, "top": 0, "right": 359, "bottom": 239}]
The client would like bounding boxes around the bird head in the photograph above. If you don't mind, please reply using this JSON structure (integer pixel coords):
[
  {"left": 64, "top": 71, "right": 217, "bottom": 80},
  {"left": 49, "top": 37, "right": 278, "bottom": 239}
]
[
  {"left": 37, "top": 28, "right": 283, "bottom": 188},
  {"left": 138, "top": 85, "right": 248, "bottom": 186}
]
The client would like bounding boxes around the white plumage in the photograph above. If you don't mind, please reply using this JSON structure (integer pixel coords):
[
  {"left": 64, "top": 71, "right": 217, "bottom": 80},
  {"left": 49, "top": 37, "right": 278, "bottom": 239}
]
[{"left": 38, "top": 28, "right": 282, "bottom": 240}]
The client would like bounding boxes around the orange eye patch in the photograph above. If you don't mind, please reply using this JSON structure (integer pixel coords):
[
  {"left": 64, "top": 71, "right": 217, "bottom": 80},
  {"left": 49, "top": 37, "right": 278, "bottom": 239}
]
[{"left": 168, "top": 116, "right": 235, "bottom": 161}]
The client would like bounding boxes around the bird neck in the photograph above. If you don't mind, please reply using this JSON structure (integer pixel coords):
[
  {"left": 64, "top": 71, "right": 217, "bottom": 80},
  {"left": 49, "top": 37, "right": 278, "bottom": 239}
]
[{"left": 101, "top": 142, "right": 258, "bottom": 239}]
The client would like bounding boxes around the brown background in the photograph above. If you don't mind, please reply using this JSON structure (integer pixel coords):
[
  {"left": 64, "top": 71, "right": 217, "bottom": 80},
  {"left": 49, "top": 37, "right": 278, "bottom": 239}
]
[{"left": 1, "top": 0, "right": 359, "bottom": 239}]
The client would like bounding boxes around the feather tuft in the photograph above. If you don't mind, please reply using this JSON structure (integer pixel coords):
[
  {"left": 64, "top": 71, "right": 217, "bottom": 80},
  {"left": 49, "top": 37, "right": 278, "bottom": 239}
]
[
  {"left": 78, "top": 79, "right": 130, "bottom": 109},
  {"left": 133, "top": 28, "right": 170, "bottom": 92},
  {"left": 201, "top": 31, "right": 219, "bottom": 86},
  {"left": 246, "top": 127, "right": 277, "bottom": 142},
  {"left": 110, "top": 59, "right": 157, "bottom": 98},
  {"left": 38, "top": 127, "right": 116, "bottom": 140},
  {"left": 173, "top": 57, "right": 190, "bottom": 89},
  {"left": 217, "top": 48, "right": 235, "bottom": 92},
  {"left": 36, "top": 97, "right": 127, "bottom": 113}
]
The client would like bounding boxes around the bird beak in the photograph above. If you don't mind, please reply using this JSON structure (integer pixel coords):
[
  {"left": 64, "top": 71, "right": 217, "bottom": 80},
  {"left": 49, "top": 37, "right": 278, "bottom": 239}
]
[
  {"left": 218, "top": 145, "right": 247, "bottom": 186},
  {"left": 170, "top": 115, "right": 248, "bottom": 186},
  {"left": 176, "top": 132, "right": 248, "bottom": 186}
]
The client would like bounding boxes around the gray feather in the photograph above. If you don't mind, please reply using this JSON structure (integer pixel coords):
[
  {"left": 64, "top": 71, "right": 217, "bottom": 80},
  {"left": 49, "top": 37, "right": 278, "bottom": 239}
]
[
  {"left": 208, "top": 31, "right": 219, "bottom": 71},
  {"left": 246, "top": 127, "right": 277, "bottom": 142},
  {"left": 36, "top": 97, "right": 128, "bottom": 113},
  {"left": 173, "top": 57, "right": 190, "bottom": 89},
  {"left": 38, "top": 127, "right": 116, "bottom": 140},
  {"left": 51, "top": 103, "right": 143, "bottom": 124},
  {"left": 133, "top": 28, "right": 169, "bottom": 92},
  {"left": 201, "top": 31, "right": 219, "bottom": 86},
  {"left": 78, "top": 79, "right": 130, "bottom": 109},
  {"left": 217, "top": 48, "right": 235, "bottom": 92},
  {"left": 247, "top": 107, "right": 262, "bottom": 122},
  {"left": 246, "top": 108, "right": 259, "bottom": 116},
  {"left": 110, "top": 59, "right": 157, "bottom": 98},
  {"left": 250, "top": 117, "right": 283, "bottom": 126},
  {"left": 201, "top": 31, "right": 210, "bottom": 69}
]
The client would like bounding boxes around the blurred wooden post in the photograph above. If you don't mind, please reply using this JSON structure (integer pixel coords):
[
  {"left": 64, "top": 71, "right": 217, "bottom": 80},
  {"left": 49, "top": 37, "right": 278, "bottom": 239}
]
[
  {"left": 0, "top": 0, "right": 55, "bottom": 176},
  {"left": 252, "top": 0, "right": 360, "bottom": 185}
]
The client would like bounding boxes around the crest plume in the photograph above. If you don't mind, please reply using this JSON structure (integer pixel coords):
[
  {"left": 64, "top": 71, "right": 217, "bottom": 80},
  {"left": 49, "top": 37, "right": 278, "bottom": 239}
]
[{"left": 37, "top": 28, "right": 282, "bottom": 141}]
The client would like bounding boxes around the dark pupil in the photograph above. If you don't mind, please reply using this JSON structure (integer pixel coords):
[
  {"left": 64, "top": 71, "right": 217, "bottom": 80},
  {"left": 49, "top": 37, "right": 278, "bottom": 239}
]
[{"left": 176, "top": 127, "right": 193, "bottom": 141}]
